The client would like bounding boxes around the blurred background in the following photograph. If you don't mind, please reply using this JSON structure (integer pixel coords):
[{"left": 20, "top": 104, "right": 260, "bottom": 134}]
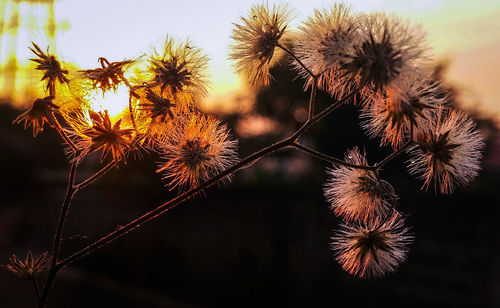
[{"left": 0, "top": 0, "right": 499, "bottom": 307}]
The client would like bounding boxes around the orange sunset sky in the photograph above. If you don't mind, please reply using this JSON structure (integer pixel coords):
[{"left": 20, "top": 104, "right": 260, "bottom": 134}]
[{"left": 1, "top": 0, "right": 499, "bottom": 121}]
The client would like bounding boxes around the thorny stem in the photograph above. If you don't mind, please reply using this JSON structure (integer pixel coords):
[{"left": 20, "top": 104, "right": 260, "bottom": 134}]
[
  {"left": 54, "top": 88, "right": 360, "bottom": 274},
  {"left": 291, "top": 142, "right": 374, "bottom": 170},
  {"left": 47, "top": 81, "right": 79, "bottom": 152},
  {"left": 40, "top": 156, "right": 78, "bottom": 307},
  {"left": 56, "top": 137, "right": 296, "bottom": 270},
  {"left": 75, "top": 161, "right": 116, "bottom": 191},
  {"left": 276, "top": 43, "right": 317, "bottom": 79},
  {"left": 51, "top": 115, "right": 79, "bottom": 152},
  {"left": 373, "top": 123, "right": 414, "bottom": 170}
]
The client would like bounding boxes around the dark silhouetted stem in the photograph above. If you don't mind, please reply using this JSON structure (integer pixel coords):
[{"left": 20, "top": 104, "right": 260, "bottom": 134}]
[
  {"left": 292, "top": 142, "right": 375, "bottom": 170},
  {"left": 276, "top": 43, "right": 316, "bottom": 78},
  {"left": 39, "top": 158, "right": 78, "bottom": 307},
  {"left": 75, "top": 161, "right": 115, "bottom": 191}
]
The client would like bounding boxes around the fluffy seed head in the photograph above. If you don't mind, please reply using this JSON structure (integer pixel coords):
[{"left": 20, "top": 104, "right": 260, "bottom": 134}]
[
  {"left": 13, "top": 96, "right": 58, "bottom": 137},
  {"left": 157, "top": 114, "right": 238, "bottom": 190},
  {"left": 324, "top": 147, "right": 395, "bottom": 223},
  {"left": 408, "top": 109, "right": 484, "bottom": 194},
  {"left": 331, "top": 212, "right": 412, "bottom": 278},
  {"left": 362, "top": 79, "right": 446, "bottom": 148},
  {"left": 131, "top": 85, "right": 197, "bottom": 148},
  {"left": 229, "top": 4, "right": 291, "bottom": 86},
  {"left": 293, "top": 4, "right": 362, "bottom": 96},
  {"left": 341, "top": 13, "right": 428, "bottom": 94},
  {"left": 148, "top": 37, "right": 209, "bottom": 101}
]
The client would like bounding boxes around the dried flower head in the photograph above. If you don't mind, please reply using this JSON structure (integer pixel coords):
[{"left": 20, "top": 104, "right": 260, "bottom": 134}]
[
  {"left": 293, "top": 4, "right": 362, "bottom": 96},
  {"left": 341, "top": 13, "right": 427, "bottom": 94},
  {"left": 29, "top": 42, "right": 69, "bottom": 91},
  {"left": 77, "top": 110, "right": 135, "bottom": 163},
  {"left": 324, "top": 147, "right": 395, "bottom": 223},
  {"left": 331, "top": 212, "right": 412, "bottom": 278},
  {"left": 4, "top": 251, "right": 51, "bottom": 280},
  {"left": 131, "top": 85, "right": 197, "bottom": 147},
  {"left": 80, "top": 57, "right": 133, "bottom": 92},
  {"left": 13, "top": 96, "right": 58, "bottom": 137},
  {"left": 408, "top": 109, "right": 484, "bottom": 194},
  {"left": 362, "top": 79, "right": 445, "bottom": 147},
  {"left": 148, "top": 37, "right": 209, "bottom": 101},
  {"left": 157, "top": 114, "right": 238, "bottom": 189},
  {"left": 229, "top": 4, "right": 291, "bottom": 86}
]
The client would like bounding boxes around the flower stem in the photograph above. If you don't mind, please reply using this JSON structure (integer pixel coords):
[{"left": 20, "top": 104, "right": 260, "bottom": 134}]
[
  {"left": 76, "top": 161, "right": 116, "bottom": 191},
  {"left": 292, "top": 142, "right": 374, "bottom": 170},
  {"left": 276, "top": 43, "right": 316, "bottom": 78},
  {"left": 39, "top": 157, "right": 78, "bottom": 307}
]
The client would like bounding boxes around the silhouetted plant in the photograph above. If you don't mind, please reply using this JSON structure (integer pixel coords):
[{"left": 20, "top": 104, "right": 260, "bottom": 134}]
[{"left": 5, "top": 3, "right": 484, "bottom": 307}]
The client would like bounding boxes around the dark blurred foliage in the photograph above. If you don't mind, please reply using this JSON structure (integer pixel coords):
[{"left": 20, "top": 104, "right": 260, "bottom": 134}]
[{"left": 0, "top": 56, "right": 499, "bottom": 307}]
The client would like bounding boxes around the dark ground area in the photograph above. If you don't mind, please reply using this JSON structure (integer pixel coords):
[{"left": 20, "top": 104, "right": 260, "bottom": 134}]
[{"left": 1, "top": 70, "right": 499, "bottom": 307}]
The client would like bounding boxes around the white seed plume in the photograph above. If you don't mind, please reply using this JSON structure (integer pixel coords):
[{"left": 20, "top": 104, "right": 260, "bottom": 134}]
[
  {"left": 293, "top": 4, "right": 363, "bottom": 97},
  {"left": 408, "top": 109, "right": 484, "bottom": 194},
  {"left": 362, "top": 79, "right": 447, "bottom": 148},
  {"left": 331, "top": 212, "right": 412, "bottom": 278},
  {"left": 323, "top": 147, "right": 395, "bottom": 223}
]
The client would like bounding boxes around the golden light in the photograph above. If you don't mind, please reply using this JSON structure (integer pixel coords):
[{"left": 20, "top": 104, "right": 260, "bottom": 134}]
[{"left": 85, "top": 83, "right": 130, "bottom": 121}]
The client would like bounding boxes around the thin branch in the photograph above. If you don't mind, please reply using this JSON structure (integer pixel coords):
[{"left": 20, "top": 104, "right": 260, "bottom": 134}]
[
  {"left": 290, "top": 87, "right": 360, "bottom": 141},
  {"left": 276, "top": 43, "right": 316, "bottom": 78},
  {"left": 292, "top": 142, "right": 375, "bottom": 170},
  {"left": 51, "top": 115, "right": 79, "bottom": 152},
  {"left": 76, "top": 162, "right": 116, "bottom": 191},
  {"left": 374, "top": 123, "right": 414, "bottom": 170},
  {"left": 40, "top": 157, "right": 78, "bottom": 306},
  {"left": 307, "top": 77, "right": 317, "bottom": 120}
]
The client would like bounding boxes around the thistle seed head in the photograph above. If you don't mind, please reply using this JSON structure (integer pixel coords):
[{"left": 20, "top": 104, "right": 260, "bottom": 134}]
[
  {"left": 229, "top": 4, "right": 291, "bottom": 86},
  {"left": 331, "top": 213, "right": 412, "bottom": 278}
]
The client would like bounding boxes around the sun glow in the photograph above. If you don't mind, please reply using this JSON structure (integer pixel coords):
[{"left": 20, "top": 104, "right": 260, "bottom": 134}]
[{"left": 86, "top": 83, "right": 130, "bottom": 121}]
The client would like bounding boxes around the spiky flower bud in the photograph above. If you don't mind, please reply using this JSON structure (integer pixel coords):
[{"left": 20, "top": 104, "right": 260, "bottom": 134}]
[
  {"left": 331, "top": 213, "right": 412, "bottom": 278},
  {"left": 4, "top": 251, "right": 51, "bottom": 280},
  {"left": 157, "top": 114, "right": 238, "bottom": 189},
  {"left": 408, "top": 109, "right": 484, "bottom": 194},
  {"left": 229, "top": 4, "right": 291, "bottom": 86},
  {"left": 76, "top": 110, "right": 135, "bottom": 164},
  {"left": 323, "top": 147, "right": 395, "bottom": 223},
  {"left": 148, "top": 37, "right": 209, "bottom": 101},
  {"left": 80, "top": 57, "right": 134, "bottom": 92},
  {"left": 29, "top": 42, "right": 69, "bottom": 91},
  {"left": 13, "top": 96, "right": 58, "bottom": 137}
]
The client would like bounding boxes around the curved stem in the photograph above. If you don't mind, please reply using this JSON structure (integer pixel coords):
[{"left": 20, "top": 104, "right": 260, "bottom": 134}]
[
  {"left": 307, "top": 77, "right": 317, "bottom": 120},
  {"left": 276, "top": 43, "right": 316, "bottom": 78},
  {"left": 51, "top": 115, "right": 79, "bottom": 152},
  {"left": 39, "top": 158, "right": 78, "bottom": 307},
  {"left": 75, "top": 161, "right": 115, "bottom": 191},
  {"left": 57, "top": 137, "right": 295, "bottom": 270},
  {"left": 374, "top": 123, "right": 414, "bottom": 170},
  {"left": 292, "top": 142, "right": 374, "bottom": 170}
]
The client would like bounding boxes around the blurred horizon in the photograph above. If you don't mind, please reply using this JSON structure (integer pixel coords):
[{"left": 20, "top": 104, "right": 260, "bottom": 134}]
[{"left": 0, "top": 0, "right": 499, "bottom": 120}]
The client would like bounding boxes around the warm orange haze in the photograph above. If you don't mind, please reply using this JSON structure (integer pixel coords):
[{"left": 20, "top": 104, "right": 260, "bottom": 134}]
[
  {"left": 1, "top": 1, "right": 498, "bottom": 307},
  {"left": 0, "top": 0, "right": 499, "bottom": 121}
]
